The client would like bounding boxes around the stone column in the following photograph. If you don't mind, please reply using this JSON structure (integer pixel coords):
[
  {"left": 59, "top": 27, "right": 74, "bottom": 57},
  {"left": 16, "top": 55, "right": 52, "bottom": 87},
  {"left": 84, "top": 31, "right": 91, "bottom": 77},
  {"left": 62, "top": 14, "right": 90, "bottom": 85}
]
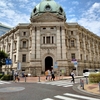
[
  {"left": 93, "top": 42, "right": 95, "bottom": 61},
  {"left": 97, "top": 44, "right": 99, "bottom": 62},
  {"left": 16, "top": 33, "right": 20, "bottom": 62},
  {"left": 5, "top": 38, "right": 8, "bottom": 53},
  {"left": 31, "top": 27, "right": 35, "bottom": 59},
  {"left": 88, "top": 40, "right": 91, "bottom": 61},
  {"left": 36, "top": 27, "right": 41, "bottom": 59},
  {"left": 61, "top": 26, "right": 67, "bottom": 59},
  {"left": 10, "top": 34, "right": 13, "bottom": 59},
  {"left": 83, "top": 38, "right": 86, "bottom": 60},
  {"left": 56, "top": 26, "right": 61, "bottom": 59},
  {"left": 76, "top": 33, "right": 80, "bottom": 59}
]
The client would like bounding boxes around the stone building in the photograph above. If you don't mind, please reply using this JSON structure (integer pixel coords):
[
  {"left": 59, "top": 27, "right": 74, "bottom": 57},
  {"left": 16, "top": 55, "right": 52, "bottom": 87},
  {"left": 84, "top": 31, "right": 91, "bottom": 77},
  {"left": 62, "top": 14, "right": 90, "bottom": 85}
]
[{"left": 0, "top": 0, "right": 100, "bottom": 76}]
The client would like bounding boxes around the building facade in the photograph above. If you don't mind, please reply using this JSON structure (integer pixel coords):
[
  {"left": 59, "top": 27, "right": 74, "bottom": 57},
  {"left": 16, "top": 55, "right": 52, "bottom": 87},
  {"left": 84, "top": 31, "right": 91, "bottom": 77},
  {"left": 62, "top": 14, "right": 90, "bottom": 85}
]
[{"left": 0, "top": 0, "right": 100, "bottom": 76}]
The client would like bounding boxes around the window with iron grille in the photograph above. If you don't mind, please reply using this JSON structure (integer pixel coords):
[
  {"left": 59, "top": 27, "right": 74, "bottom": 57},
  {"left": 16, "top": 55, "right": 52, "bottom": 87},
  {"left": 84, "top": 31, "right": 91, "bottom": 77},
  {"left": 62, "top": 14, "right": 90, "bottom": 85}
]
[
  {"left": 71, "top": 53, "right": 75, "bottom": 59},
  {"left": 23, "top": 41, "right": 26, "bottom": 48},
  {"left": 71, "top": 40, "right": 75, "bottom": 47},
  {"left": 22, "top": 54, "right": 26, "bottom": 62}
]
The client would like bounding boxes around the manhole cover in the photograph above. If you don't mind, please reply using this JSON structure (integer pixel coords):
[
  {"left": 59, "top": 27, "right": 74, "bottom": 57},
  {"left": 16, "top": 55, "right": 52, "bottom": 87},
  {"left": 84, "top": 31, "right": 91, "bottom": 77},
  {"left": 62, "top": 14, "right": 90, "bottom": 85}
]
[{"left": 0, "top": 87, "right": 25, "bottom": 92}]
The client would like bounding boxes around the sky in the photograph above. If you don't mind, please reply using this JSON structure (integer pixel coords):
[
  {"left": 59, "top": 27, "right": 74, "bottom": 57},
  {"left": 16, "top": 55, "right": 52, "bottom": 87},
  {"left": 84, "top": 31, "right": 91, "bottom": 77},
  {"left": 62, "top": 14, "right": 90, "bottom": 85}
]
[{"left": 0, "top": 0, "right": 100, "bottom": 36}]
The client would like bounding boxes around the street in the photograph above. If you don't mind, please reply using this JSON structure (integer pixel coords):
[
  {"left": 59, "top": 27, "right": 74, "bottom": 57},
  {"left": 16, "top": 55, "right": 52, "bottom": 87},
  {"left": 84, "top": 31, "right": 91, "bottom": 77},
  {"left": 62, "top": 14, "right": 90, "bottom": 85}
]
[{"left": 0, "top": 79, "right": 100, "bottom": 100}]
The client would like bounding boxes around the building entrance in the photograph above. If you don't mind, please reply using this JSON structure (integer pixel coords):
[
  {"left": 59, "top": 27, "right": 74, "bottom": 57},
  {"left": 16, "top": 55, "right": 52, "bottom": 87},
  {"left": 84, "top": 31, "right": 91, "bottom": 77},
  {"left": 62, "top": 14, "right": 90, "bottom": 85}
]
[{"left": 45, "top": 56, "right": 53, "bottom": 71}]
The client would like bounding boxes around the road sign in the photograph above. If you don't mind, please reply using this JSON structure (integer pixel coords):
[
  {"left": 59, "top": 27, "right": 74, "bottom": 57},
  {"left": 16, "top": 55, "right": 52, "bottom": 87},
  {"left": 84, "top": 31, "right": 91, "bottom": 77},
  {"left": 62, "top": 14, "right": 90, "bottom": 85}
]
[
  {"left": 6, "top": 59, "right": 12, "bottom": 65},
  {"left": 71, "top": 59, "right": 77, "bottom": 63},
  {"left": 54, "top": 62, "right": 58, "bottom": 69},
  {"left": 17, "top": 62, "right": 21, "bottom": 70}
]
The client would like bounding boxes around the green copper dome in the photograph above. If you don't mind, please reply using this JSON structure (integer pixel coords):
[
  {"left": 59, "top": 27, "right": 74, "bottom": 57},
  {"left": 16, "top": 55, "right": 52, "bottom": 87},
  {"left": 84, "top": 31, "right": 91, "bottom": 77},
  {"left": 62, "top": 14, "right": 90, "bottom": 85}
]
[{"left": 30, "top": 0, "right": 66, "bottom": 21}]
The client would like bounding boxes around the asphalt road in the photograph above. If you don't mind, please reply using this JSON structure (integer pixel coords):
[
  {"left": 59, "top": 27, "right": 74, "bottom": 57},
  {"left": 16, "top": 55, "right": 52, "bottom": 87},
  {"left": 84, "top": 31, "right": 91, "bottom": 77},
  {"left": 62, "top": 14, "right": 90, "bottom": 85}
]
[{"left": 0, "top": 79, "right": 100, "bottom": 100}]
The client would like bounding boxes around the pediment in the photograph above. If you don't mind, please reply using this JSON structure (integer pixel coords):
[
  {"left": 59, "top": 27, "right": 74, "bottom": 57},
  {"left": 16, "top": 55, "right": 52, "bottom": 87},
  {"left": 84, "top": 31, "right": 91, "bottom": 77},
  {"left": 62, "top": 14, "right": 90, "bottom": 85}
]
[{"left": 31, "top": 13, "right": 65, "bottom": 22}]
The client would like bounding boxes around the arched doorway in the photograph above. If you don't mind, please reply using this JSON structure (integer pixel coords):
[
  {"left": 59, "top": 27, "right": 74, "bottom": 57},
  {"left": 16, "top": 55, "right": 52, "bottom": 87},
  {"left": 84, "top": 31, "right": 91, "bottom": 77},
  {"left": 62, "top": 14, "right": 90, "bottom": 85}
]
[{"left": 45, "top": 56, "right": 53, "bottom": 71}]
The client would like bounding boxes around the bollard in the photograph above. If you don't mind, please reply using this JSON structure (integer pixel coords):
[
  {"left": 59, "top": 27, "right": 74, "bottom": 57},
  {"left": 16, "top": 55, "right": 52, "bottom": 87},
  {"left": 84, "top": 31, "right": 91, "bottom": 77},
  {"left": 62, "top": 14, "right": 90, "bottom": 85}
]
[
  {"left": 80, "top": 79, "right": 82, "bottom": 87},
  {"left": 25, "top": 75, "right": 26, "bottom": 82},
  {"left": 86, "top": 76, "right": 88, "bottom": 84},
  {"left": 99, "top": 82, "right": 100, "bottom": 92},
  {"left": 81, "top": 80, "right": 84, "bottom": 90},
  {"left": 38, "top": 76, "right": 40, "bottom": 82}
]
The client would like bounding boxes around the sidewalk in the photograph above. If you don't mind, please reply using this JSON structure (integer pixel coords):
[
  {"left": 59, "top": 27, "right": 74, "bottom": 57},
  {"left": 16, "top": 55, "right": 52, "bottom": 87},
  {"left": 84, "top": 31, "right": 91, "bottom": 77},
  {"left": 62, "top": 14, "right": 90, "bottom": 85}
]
[{"left": 84, "top": 83, "right": 100, "bottom": 94}]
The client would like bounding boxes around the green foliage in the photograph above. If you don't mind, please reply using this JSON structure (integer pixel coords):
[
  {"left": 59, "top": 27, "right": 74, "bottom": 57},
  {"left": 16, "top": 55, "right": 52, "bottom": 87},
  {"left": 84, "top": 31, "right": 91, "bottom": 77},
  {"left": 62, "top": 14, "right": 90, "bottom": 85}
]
[
  {"left": 0, "top": 74, "right": 3, "bottom": 79},
  {"left": 89, "top": 73, "right": 100, "bottom": 83},
  {"left": 1, "top": 75, "right": 13, "bottom": 81},
  {"left": 0, "top": 50, "right": 8, "bottom": 67}
]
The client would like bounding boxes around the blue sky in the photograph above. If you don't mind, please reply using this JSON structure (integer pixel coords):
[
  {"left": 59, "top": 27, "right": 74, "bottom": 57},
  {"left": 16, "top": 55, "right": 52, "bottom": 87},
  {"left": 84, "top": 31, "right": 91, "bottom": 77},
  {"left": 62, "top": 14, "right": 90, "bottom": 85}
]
[{"left": 0, "top": 0, "right": 100, "bottom": 36}]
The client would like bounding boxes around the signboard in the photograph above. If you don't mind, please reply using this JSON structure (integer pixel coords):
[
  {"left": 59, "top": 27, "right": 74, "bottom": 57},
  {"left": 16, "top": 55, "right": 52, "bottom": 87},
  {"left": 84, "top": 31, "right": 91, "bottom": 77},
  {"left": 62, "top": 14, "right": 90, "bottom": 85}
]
[
  {"left": 17, "top": 62, "right": 21, "bottom": 70},
  {"left": 6, "top": 59, "right": 12, "bottom": 65},
  {"left": 71, "top": 59, "right": 77, "bottom": 63},
  {"left": 54, "top": 62, "right": 58, "bottom": 69}
]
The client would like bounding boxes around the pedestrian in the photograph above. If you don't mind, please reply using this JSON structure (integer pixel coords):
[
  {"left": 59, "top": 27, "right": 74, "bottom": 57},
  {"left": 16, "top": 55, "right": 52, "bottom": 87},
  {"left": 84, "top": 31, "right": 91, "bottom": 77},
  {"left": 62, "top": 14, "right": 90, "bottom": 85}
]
[
  {"left": 47, "top": 69, "right": 51, "bottom": 81},
  {"left": 14, "top": 71, "right": 20, "bottom": 82},
  {"left": 51, "top": 69, "right": 55, "bottom": 81},
  {"left": 45, "top": 70, "right": 48, "bottom": 80},
  {"left": 71, "top": 70, "right": 75, "bottom": 83}
]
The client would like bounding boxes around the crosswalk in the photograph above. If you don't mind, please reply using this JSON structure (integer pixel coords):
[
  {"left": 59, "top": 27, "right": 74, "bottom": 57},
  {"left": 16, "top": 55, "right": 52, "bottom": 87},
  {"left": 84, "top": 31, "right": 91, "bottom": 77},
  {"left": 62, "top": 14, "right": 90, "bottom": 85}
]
[
  {"left": 37, "top": 80, "right": 76, "bottom": 88},
  {"left": 43, "top": 93, "right": 100, "bottom": 100},
  {"left": 0, "top": 81, "right": 11, "bottom": 84}
]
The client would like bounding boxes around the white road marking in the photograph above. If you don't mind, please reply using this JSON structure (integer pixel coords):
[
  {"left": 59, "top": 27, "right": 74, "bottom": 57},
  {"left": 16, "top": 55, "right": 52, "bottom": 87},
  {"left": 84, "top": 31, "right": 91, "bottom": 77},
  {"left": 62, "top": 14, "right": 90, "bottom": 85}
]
[
  {"left": 43, "top": 98, "right": 54, "bottom": 100},
  {"left": 0, "top": 81, "right": 11, "bottom": 84},
  {"left": 64, "top": 93, "right": 100, "bottom": 100},
  {"left": 54, "top": 95, "right": 78, "bottom": 100}
]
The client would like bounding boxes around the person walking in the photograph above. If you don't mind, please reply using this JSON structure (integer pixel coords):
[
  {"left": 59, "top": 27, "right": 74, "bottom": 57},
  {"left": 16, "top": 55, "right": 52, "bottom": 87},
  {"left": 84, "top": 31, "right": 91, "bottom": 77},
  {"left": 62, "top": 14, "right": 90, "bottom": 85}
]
[
  {"left": 14, "top": 71, "right": 20, "bottom": 82},
  {"left": 51, "top": 69, "right": 55, "bottom": 81},
  {"left": 71, "top": 70, "right": 75, "bottom": 83}
]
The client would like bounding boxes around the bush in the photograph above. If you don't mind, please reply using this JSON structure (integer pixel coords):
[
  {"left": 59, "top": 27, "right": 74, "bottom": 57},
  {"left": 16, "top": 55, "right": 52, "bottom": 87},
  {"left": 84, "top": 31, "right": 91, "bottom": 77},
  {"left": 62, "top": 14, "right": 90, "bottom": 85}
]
[
  {"left": 1, "top": 75, "right": 13, "bottom": 81},
  {"left": 0, "top": 74, "right": 3, "bottom": 79},
  {"left": 89, "top": 73, "right": 100, "bottom": 83}
]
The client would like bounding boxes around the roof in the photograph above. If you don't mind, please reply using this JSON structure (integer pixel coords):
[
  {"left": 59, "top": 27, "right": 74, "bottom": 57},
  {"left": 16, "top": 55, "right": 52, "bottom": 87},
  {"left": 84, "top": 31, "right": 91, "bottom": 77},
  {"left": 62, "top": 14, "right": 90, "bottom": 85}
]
[
  {"left": 30, "top": 0, "right": 66, "bottom": 21},
  {"left": 0, "top": 23, "right": 12, "bottom": 36}
]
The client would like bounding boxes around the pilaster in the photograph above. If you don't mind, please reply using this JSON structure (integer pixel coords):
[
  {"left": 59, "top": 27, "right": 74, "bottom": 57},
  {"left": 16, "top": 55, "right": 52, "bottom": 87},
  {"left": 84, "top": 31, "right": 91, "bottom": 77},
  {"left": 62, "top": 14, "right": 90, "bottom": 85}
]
[
  {"left": 36, "top": 27, "right": 40, "bottom": 59},
  {"left": 83, "top": 38, "right": 86, "bottom": 60},
  {"left": 16, "top": 33, "right": 20, "bottom": 62},
  {"left": 76, "top": 34, "right": 80, "bottom": 59},
  {"left": 61, "top": 26, "right": 67, "bottom": 59},
  {"left": 31, "top": 27, "right": 35, "bottom": 59},
  {"left": 56, "top": 26, "right": 61, "bottom": 59}
]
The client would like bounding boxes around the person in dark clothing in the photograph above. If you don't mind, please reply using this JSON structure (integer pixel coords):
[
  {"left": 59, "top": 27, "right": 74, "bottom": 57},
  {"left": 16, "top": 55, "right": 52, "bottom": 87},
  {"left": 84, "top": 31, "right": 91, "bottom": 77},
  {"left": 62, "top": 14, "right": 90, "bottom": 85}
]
[
  {"left": 71, "top": 70, "right": 75, "bottom": 83},
  {"left": 51, "top": 69, "right": 55, "bottom": 81}
]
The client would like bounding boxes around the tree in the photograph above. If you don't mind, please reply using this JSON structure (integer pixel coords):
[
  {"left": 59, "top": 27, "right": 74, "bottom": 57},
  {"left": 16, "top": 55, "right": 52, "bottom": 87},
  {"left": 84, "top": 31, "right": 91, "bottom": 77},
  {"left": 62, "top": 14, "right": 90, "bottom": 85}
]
[{"left": 0, "top": 50, "right": 8, "bottom": 67}]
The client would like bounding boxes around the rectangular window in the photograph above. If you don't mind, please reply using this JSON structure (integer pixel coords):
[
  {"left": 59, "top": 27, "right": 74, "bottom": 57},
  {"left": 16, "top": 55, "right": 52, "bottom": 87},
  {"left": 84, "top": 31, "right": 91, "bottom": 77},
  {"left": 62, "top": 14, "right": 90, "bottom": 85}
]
[
  {"left": 14, "top": 42, "right": 16, "bottom": 49},
  {"left": 14, "top": 55, "right": 16, "bottom": 62},
  {"left": 23, "top": 41, "right": 26, "bottom": 48},
  {"left": 46, "top": 36, "right": 50, "bottom": 44},
  {"left": 22, "top": 54, "right": 26, "bottom": 62},
  {"left": 43, "top": 37, "right": 45, "bottom": 44},
  {"left": 86, "top": 55, "right": 88, "bottom": 61},
  {"left": 23, "top": 32, "right": 26, "bottom": 36},
  {"left": 71, "top": 31, "right": 73, "bottom": 35},
  {"left": 52, "top": 36, "right": 54, "bottom": 44},
  {"left": 71, "top": 53, "right": 75, "bottom": 59},
  {"left": 71, "top": 40, "right": 74, "bottom": 47},
  {"left": 80, "top": 54, "right": 82, "bottom": 60}
]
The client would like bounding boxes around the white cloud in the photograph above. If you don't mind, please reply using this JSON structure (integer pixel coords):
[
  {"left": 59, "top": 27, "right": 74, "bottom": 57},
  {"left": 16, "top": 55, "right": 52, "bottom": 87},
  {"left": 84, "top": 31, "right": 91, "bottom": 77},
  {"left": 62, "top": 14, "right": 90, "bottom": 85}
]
[
  {"left": 72, "top": 1, "right": 79, "bottom": 5},
  {"left": 17, "top": 0, "right": 29, "bottom": 3},
  {"left": 77, "top": 2, "right": 100, "bottom": 36}
]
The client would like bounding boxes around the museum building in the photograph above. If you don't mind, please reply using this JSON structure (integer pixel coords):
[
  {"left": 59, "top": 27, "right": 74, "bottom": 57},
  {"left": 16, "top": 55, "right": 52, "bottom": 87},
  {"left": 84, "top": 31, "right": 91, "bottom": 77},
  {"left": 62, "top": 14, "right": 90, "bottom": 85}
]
[{"left": 0, "top": 0, "right": 100, "bottom": 76}]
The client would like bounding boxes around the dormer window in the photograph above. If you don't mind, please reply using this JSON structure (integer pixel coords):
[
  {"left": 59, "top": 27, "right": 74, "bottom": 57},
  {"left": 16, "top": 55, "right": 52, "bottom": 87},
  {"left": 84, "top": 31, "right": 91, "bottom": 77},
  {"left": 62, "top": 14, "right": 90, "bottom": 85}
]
[
  {"left": 45, "top": 5, "right": 51, "bottom": 11},
  {"left": 59, "top": 7, "right": 63, "bottom": 14},
  {"left": 23, "top": 32, "right": 26, "bottom": 36},
  {"left": 33, "top": 7, "right": 37, "bottom": 13}
]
